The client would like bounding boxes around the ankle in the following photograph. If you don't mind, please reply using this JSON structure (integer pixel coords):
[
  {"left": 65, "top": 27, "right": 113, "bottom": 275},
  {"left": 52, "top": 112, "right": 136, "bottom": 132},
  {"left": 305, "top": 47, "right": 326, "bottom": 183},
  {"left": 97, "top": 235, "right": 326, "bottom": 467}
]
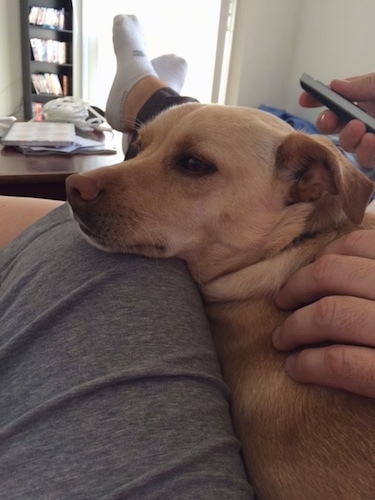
[{"left": 123, "top": 76, "right": 167, "bottom": 131}]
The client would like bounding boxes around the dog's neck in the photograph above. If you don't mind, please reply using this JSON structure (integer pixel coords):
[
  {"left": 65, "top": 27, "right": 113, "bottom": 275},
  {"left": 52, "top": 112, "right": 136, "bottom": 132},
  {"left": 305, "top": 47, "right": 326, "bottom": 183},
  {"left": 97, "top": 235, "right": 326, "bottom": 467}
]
[
  {"left": 189, "top": 200, "right": 367, "bottom": 303},
  {"left": 199, "top": 230, "right": 340, "bottom": 304}
]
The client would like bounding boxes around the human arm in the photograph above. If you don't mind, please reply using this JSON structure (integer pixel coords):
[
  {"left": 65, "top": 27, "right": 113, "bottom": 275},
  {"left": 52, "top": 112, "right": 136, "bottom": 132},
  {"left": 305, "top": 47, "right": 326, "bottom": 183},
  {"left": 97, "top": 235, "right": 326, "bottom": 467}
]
[
  {"left": 272, "top": 229, "right": 375, "bottom": 398},
  {"left": 0, "top": 195, "right": 63, "bottom": 248},
  {"left": 300, "top": 73, "right": 375, "bottom": 167}
]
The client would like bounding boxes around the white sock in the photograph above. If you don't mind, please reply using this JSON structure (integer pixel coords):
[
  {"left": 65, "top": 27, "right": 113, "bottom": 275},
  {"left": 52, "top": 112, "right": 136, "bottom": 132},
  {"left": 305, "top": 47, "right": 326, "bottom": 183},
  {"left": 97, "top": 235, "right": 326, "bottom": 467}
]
[
  {"left": 105, "top": 14, "right": 157, "bottom": 131},
  {"left": 107, "top": 51, "right": 188, "bottom": 133},
  {"left": 152, "top": 54, "right": 187, "bottom": 94},
  {"left": 121, "top": 55, "right": 188, "bottom": 154}
]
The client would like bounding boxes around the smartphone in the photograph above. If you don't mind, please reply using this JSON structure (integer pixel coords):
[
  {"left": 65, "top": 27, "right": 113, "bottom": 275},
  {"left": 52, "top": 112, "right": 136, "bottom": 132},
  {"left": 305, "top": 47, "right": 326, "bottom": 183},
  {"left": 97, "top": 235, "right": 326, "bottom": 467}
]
[{"left": 300, "top": 73, "right": 375, "bottom": 134}]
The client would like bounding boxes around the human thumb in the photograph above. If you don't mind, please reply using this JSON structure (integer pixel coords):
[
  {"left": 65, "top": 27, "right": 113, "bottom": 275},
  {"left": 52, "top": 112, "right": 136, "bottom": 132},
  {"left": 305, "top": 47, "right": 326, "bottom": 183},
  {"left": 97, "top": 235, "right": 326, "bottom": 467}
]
[{"left": 330, "top": 73, "right": 375, "bottom": 101}]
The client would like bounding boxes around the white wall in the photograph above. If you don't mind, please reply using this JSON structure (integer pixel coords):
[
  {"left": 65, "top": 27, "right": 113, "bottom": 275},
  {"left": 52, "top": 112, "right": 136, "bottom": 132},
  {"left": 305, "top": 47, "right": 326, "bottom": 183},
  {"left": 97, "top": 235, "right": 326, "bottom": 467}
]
[
  {"left": 285, "top": 0, "right": 375, "bottom": 122},
  {"left": 0, "top": 0, "right": 23, "bottom": 117},
  {"left": 1, "top": 0, "right": 374, "bottom": 122},
  {"left": 226, "top": 0, "right": 301, "bottom": 108},
  {"left": 226, "top": 0, "right": 375, "bottom": 126}
]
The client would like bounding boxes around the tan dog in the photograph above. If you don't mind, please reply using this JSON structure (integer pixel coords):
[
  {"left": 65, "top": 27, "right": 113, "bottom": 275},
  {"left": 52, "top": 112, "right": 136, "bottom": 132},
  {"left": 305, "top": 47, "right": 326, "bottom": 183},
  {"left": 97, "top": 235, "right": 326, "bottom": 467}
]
[{"left": 66, "top": 103, "right": 375, "bottom": 499}]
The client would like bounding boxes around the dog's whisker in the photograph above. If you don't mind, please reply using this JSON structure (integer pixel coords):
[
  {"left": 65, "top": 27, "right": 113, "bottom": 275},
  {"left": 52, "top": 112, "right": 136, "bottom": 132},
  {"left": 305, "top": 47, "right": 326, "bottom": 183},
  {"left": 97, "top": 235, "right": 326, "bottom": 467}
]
[
  {"left": 133, "top": 117, "right": 146, "bottom": 130},
  {"left": 120, "top": 113, "right": 146, "bottom": 133}
]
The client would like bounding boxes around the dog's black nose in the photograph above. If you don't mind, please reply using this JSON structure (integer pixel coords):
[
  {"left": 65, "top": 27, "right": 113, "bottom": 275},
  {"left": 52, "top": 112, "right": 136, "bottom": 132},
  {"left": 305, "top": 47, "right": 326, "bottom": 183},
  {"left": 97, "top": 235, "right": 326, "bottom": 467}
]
[{"left": 66, "top": 173, "right": 101, "bottom": 208}]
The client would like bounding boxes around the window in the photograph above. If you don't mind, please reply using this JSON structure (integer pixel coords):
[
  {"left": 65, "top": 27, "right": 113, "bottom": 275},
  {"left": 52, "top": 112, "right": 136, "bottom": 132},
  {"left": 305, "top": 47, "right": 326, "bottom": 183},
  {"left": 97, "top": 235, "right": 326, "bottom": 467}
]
[{"left": 77, "top": 0, "right": 236, "bottom": 109}]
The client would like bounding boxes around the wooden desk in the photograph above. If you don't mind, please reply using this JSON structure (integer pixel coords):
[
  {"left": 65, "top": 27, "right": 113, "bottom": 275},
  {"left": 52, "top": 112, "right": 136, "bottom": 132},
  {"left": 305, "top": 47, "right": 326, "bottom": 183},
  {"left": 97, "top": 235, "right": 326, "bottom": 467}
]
[{"left": 0, "top": 134, "right": 125, "bottom": 200}]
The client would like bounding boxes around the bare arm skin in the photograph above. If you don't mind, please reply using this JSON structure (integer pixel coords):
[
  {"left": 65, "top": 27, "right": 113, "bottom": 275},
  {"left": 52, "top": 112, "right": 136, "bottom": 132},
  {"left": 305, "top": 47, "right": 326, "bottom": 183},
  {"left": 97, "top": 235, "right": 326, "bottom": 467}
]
[{"left": 0, "top": 195, "right": 63, "bottom": 249}]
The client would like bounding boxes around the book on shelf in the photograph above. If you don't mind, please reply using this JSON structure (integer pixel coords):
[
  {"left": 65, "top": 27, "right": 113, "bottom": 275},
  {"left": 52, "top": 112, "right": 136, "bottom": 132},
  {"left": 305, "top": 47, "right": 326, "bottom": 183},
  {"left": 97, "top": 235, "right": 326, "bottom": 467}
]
[
  {"left": 29, "top": 6, "right": 66, "bottom": 30},
  {"left": 30, "top": 38, "right": 68, "bottom": 64},
  {"left": 31, "top": 73, "right": 68, "bottom": 96}
]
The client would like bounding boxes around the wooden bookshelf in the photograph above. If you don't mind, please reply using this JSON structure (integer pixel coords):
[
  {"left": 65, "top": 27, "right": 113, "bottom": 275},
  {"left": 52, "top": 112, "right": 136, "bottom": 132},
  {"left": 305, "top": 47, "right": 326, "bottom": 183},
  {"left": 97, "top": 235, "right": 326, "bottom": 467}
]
[{"left": 20, "top": 0, "right": 73, "bottom": 120}]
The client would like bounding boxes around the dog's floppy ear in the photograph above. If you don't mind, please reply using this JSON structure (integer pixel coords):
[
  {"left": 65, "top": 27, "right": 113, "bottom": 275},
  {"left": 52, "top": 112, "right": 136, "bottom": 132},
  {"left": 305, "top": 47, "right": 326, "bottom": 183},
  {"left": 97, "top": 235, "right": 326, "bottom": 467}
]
[{"left": 275, "top": 133, "right": 374, "bottom": 225}]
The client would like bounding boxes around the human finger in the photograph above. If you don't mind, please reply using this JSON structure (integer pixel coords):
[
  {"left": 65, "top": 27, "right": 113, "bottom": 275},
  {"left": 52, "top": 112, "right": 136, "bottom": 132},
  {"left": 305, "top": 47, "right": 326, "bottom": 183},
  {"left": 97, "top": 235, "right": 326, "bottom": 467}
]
[
  {"left": 283, "top": 344, "right": 375, "bottom": 398},
  {"left": 299, "top": 91, "right": 323, "bottom": 108},
  {"left": 330, "top": 73, "right": 375, "bottom": 103},
  {"left": 299, "top": 74, "right": 375, "bottom": 107},
  {"left": 298, "top": 88, "right": 342, "bottom": 133},
  {"left": 275, "top": 253, "right": 375, "bottom": 310},
  {"left": 317, "top": 230, "right": 375, "bottom": 260},
  {"left": 330, "top": 74, "right": 375, "bottom": 119},
  {"left": 353, "top": 132, "right": 375, "bottom": 168},
  {"left": 273, "top": 296, "right": 375, "bottom": 351},
  {"left": 337, "top": 119, "right": 367, "bottom": 153},
  {"left": 315, "top": 110, "right": 342, "bottom": 134}
]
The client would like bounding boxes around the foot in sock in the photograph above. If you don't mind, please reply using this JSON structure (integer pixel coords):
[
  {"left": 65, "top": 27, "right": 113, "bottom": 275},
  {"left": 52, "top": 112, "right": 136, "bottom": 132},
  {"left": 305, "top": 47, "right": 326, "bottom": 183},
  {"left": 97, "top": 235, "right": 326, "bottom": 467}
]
[
  {"left": 152, "top": 54, "right": 187, "bottom": 94},
  {"left": 105, "top": 14, "right": 157, "bottom": 131},
  {"left": 105, "top": 14, "right": 187, "bottom": 132}
]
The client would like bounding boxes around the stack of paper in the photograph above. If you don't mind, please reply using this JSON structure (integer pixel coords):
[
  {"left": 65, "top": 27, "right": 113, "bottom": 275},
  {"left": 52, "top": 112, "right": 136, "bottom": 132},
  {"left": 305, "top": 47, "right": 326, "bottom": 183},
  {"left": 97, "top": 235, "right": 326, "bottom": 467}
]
[{"left": 1, "top": 122, "right": 117, "bottom": 155}]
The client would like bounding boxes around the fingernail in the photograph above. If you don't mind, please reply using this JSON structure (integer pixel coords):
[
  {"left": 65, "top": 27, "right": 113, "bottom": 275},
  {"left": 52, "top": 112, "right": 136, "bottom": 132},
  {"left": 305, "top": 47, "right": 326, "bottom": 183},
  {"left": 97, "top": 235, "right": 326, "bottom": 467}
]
[
  {"left": 319, "top": 111, "right": 340, "bottom": 134},
  {"left": 319, "top": 111, "right": 329, "bottom": 123},
  {"left": 318, "top": 111, "right": 330, "bottom": 131}
]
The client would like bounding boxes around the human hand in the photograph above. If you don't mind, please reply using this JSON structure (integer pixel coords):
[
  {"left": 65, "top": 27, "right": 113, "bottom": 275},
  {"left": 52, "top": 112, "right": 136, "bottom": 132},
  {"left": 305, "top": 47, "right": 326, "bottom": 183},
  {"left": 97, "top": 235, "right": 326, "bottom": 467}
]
[
  {"left": 299, "top": 73, "right": 375, "bottom": 167},
  {"left": 272, "top": 230, "right": 375, "bottom": 398}
]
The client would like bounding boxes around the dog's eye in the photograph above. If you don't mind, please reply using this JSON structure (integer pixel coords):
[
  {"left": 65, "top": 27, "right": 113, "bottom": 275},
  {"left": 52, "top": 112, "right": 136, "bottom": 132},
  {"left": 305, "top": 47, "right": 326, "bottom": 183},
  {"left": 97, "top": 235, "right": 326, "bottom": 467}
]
[{"left": 177, "top": 156, "right": 216, "bottom": 176}]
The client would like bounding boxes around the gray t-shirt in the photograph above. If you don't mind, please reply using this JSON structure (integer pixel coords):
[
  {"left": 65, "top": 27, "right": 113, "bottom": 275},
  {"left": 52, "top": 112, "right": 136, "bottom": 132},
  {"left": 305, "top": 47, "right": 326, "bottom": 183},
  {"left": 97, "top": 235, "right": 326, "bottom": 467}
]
[{"left": 0, "top": 204, "right": 253, "bottom": 499}]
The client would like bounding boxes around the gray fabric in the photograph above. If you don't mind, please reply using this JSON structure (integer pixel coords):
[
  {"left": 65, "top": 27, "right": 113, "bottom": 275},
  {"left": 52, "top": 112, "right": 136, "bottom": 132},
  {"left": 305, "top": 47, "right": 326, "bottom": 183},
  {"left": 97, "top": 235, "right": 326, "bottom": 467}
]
[{"left": 0, "top": 204, "right": 253, "bottom": 499}]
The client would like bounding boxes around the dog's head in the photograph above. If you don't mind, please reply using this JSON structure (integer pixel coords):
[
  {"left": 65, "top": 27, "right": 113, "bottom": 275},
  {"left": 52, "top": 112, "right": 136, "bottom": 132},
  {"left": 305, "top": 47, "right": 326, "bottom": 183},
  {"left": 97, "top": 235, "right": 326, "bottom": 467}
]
[{"left": 66, "top": 103, "right": 374, "bottom": 283}]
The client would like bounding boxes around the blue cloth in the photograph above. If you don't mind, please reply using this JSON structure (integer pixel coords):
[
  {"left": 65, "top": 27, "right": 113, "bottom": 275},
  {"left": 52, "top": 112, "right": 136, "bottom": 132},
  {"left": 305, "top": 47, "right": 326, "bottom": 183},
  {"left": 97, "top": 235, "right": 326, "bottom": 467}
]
[{"left": 258, "top": 105, "right": 319, "bottom": 134}]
